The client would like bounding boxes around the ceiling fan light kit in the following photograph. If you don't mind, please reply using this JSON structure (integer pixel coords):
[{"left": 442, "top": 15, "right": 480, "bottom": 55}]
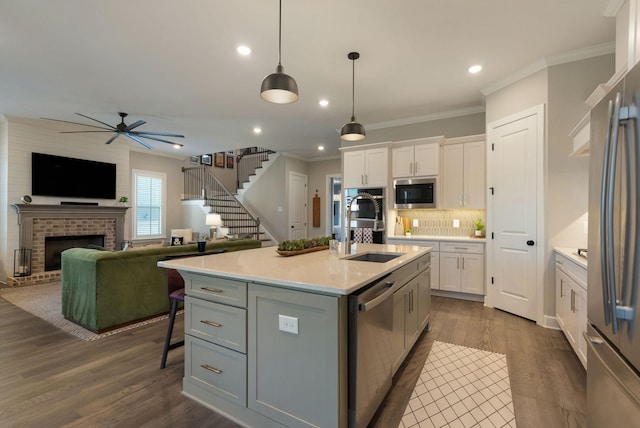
[
  {"left": 260, "top": 0, "right": 298, "bottom": 104},
  {"left": 41, "top": 112, "right": 185, "bottom": 149},
  {"left": 341, "top": 51, "right": 366, "bottom": 142}
]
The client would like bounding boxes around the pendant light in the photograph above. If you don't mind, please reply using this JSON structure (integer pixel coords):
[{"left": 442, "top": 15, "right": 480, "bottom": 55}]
[
  {"left": 341, "top": 52, "right": 366, "bottom": 141},
  {"left": 260, "top": 0, "right": 298, "bottom": 104}
]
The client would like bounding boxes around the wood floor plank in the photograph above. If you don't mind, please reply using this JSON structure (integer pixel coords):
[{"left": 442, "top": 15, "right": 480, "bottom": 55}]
[{"left": 0, "top": 293, "right": 585, "bottom": 427}]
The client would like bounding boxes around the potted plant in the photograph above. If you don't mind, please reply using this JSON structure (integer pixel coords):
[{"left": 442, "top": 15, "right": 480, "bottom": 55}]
[
  {"left": 118, "top": 196, "right": 128, "bottom": 206},
  {"left": 405, "top": 228, "right": 412, "bottom": 237},
  {"left": 197, "top": 234, "right": 208, "bottom": 252},
  {"left": 472, "top": 218, "right": 485, "bottom": 237}
]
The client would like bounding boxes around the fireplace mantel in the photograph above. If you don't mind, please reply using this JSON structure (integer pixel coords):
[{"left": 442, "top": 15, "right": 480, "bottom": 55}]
[{"left": 12, "top": 204, "right": 128, "bottom": 251}]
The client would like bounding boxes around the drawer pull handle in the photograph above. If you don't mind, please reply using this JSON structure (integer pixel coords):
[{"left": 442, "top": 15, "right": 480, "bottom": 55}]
[
  {"left": 201, "top": 364, "right": 223, "bottom": 374},
  {"left": 202, "top": 287, "right": 223, "bottom": 293},
  {"left": 454, "top": 247, "right": 468, "bottom": 250},
  {"left": 201, "top": 320, "right": 223, "bottom": 328}
]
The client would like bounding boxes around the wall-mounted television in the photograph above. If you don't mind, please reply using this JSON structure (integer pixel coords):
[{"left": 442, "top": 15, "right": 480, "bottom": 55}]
[{"left": 32, "top": 152, "right": 117, "bottom": 199}]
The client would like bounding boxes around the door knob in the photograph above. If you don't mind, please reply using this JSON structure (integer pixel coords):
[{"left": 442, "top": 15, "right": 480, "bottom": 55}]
[
  {"left": 291, "top": 225, "right": 294, "bottom": 229},
  {"left": 527, "top": 240, "right": 535, "bottom": 246}
]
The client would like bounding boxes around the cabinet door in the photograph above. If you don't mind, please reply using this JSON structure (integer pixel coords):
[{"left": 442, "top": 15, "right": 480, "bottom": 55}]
[
  {"left": 414, "top": 143, "right": 439, "bottom": 176},
  {"left": 417, "top": 269, "right": 431, "bottom": 330},
  {"left": 391, "top": 146, "right": 414, "bottom": 178},
  {"left": 247, "top": 284, "right": 343, "bottom": 428},
  {"left": 430, "top": 252, "right": 440, "bottom": 290},
  {"left": 555, "top": 267, "right": 568, "bottom": 330},
  {"left": 392, "top": 287, "right": 408, "bottom": 371},
  {"left": 343, "top": 151, "right": 365, "bottom": 188},
  {"left": 364, "top": 148, "right": 388, "bottom": 187},
  {"left": 460, "top": 254, "right": 484, "bottom": 295},
  {"left": 405, "top": 279, "right": 420, "bottom": 346},
  {"left": 575, "top": 285, "right": 588, "bottom": 367},
  {"left": 442, "top": 144, "right": 464, "bottom": 209},
  {"left": 463, "top": 141, "right": 485, "bottom": 208},
  {"left": 439, "top": 252, "right": 461, "bottom": 292}
]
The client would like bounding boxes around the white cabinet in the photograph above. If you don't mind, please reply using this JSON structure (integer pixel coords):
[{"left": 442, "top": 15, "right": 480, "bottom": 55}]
[
  {"left": 387, "top": 238, "right": 439, "bottom": 291},
  {"left": 555, "top": 252, "right": 587, "bottom": 368},
  {"left": 342, "top": 147, "right": 388, "bottom": 188},
  {"left": 442, "top": 139, "right": 485, "bottom": 209},
  {"left": 439, "top": 242, "right": 484, "bottom": 295},
  {"left": 391, "top": 138, "right": 440, "bottom": 178}
]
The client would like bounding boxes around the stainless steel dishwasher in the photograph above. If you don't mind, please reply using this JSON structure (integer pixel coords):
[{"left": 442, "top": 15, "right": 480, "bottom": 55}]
[{"left": 348, "top": 272, "right": 397, "bottom": 428}]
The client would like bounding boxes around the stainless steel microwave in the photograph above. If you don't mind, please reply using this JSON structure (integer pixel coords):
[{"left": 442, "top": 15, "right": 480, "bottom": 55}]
[{"left": 393, "top": 178, "right": 436, "bottom": 209}]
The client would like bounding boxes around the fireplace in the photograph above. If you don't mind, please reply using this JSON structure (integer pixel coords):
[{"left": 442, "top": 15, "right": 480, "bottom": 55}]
[
  {"left": 10, "top": 204, "right": 128, "bottom": 286},
  {"left": 45, "top": 235, "right": 105, "bottom": 271}
]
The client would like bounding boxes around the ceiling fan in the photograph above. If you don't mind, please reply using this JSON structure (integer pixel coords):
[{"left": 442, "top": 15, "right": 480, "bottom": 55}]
[{"left": 41, "top": 112, "right": 185, "bottom": 149}]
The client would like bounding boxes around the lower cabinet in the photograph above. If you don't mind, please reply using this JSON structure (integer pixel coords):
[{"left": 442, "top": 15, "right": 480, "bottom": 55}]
[
  {"left": 555, "top": 252, "right": 587, "bottom": 368},
  {"left": 439, "top": 242, "right": 484, "bottom": 295}
]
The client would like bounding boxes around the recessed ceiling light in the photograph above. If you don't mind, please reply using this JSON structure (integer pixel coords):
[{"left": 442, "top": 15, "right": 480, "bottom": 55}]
[
  {"left": 319, "top": 99, "right": 329, "bottom": 107},
  {"left": 172, "top": 144, "right": 181, "bottom": 149},
  {"left": 468, "top": 65, "right": 482, "bottom": 74},
  {"left": 253, "top": 127, "right": 262, "bottom": 134},
  {"left": 237, "top": 45, "right": 251, "bottom": 56},
  {"left": 318, "top": 145, "right": 325, "bottom": 151}
]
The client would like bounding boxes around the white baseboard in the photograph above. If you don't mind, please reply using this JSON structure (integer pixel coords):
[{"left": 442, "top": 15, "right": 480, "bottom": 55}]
[{"left": 542, "top": 315, "right": 561, "bottom": 330}]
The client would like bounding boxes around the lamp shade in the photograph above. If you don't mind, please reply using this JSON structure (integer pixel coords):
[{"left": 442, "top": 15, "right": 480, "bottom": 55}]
[
  {"left": 340, "top": 119, "right": 366, "bottom": 141},
  {"left": 260, "top": 65, "right": 299, "bottom": 104},
  {"left": 206, "top": 213, "right": 222, "bottom": 226}
]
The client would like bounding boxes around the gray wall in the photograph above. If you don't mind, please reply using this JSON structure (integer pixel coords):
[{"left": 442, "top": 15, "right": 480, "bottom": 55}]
[{"left": 307, "top": 158, "right": 341, "bottom": 238}]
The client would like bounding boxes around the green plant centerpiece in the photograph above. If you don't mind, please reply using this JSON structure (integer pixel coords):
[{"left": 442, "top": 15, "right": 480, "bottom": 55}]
[
  {"left": 472, "top": 218, "right": 485, "bottom": 236},
  {"left": 405, "top": 228, "right": 412, "bottom": 236},
  {"left": 277, "top": 236, "right": 332, "bottom": 255}
]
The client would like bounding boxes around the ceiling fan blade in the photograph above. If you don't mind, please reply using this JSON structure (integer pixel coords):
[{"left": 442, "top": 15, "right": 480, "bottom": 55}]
[
  {"left": 74, "top": 112, "right": 118, "bottom": 129},
  {"left": 125, "top": 133, "right": 154, "bottom": 150},
  {"left": 104, "top": 133, "right": 121, "bottom": 145},
  {"left": 133, "top": 131, "right": 185, "bottom": 138},
  {"left": 59, "top": 130, "right": 112, "bottom": 133},
  {"left": 40, "top": 117, "right": 114, "bottom": 131},
  {"left": 125, "top": 120, "right": 146, "bottom": 132},
  {"left": 135, "top": 134, "right": 184, "bottom": 147}
]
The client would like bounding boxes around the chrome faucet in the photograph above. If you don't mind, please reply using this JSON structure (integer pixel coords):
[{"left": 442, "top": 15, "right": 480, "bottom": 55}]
[{"left": 345, "top": 192, "right": 380, "bottom": 254}]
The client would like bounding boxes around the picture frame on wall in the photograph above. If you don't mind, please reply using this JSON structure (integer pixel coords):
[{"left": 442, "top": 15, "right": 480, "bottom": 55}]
[
  {"left": 200, "top": 154, "right": 212, "bottom": 166},
  {"left": 189, "top": 155, "right": 199, "bottom": 164},
  {"left": 226, "top": 154, "right": 234, "bottom": 169},
  {"left": 214, "top": 152, "right": 225, "bottom": 168}
]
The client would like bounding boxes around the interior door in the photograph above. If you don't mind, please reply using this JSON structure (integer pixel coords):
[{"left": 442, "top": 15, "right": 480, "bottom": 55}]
[
  {"left": 488, "top": 107, "right": 542, "bottom": 322},
  {"left": 289, "top": 172, "right": 308, "bottom": 240}
]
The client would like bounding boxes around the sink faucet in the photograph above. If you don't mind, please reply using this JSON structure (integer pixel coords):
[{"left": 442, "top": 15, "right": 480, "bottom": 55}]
[{"left": 345, "top": 192, "right": 380, "bottom": 254}]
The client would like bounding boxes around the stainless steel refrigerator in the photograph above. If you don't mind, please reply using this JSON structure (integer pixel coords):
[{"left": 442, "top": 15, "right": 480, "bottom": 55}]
[{"left": 588, "top": 61, "right": 640, "bottom": 426}]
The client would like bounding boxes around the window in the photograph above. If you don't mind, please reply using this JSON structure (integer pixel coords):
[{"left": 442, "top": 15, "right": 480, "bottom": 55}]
[{"left": 132, "top": 169, "right": 166, "bottom": 239}]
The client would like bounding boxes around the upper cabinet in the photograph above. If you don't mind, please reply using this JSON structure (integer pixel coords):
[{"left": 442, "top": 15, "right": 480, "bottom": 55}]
[
  {"left": 442, "top": 135, "right": 486, "bottom": 209},
  {"left": 342, "top": 146, "right": 389, "bottom": 188},
  {"left": 391, "top": 137, "right": 442, "bottom": 178}
]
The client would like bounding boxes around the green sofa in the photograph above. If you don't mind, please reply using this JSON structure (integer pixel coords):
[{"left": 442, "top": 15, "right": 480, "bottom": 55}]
[{"left": 61, "top": 239, "right": 261, "bottom": 332}]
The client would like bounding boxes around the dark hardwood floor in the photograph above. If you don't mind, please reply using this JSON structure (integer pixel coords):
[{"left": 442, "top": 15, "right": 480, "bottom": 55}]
[{"left": 0, "top": 295, "right": 585, "bottom": 427}]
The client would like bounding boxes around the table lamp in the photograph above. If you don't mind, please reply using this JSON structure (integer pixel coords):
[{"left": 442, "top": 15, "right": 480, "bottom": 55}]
[{"left": 206, "top": 213, "right": 223, "bottom": 239}]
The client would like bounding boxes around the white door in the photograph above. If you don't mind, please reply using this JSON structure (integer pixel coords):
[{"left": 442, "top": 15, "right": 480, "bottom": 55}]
[
  {"left": 487, "top": 106, "right": 542, "bottom": 322},
  {"left": 289, "top": 172, "right": 307, "bottom": 240}
]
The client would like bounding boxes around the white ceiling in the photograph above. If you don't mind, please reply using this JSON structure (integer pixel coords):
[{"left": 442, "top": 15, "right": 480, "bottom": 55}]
[{"left": 0, "top": 0, "right": 615, "bottom": 160}]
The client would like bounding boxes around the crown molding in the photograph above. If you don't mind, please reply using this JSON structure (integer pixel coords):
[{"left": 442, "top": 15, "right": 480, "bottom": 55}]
[{"left": 482, "top": 42, "right": 615, "bottom": 96}]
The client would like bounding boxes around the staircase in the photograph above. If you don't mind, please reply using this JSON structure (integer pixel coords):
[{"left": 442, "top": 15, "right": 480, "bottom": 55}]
[{"left": 182, "top": 148, "right": 276, "bottom": 246}]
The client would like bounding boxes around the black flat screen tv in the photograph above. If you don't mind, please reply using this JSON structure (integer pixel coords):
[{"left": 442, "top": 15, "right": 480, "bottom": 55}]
[{"left": 32, "top": 152, "right": 117, "bottom": 199}]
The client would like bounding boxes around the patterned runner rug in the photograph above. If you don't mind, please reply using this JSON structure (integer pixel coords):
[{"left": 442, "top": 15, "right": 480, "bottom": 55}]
[
  {"left": 400, "top": 341, "right": 516, "bottom": 428},
  {"left": 0, "top": 282, "right": 178, "bottom": 341}
]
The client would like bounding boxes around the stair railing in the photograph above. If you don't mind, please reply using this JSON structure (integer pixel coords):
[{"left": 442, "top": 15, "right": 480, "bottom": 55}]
[
  {"left": 182, "top": 166, "right": 261, "bottom": 239},
  {"left": 236, "top": 147, "right": 275, "bottom": 190}
]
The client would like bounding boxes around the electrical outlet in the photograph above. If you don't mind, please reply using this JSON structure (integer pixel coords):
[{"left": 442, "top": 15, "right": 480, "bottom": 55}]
[
  {"left": 453, "top": 219, "right": 460, "bottom": 228},
  {"left": 412, "top": 218, "right": 419, "bottom": 227},
  {"left": 278, "top": 314, "right": 299, "bottom": 334}
]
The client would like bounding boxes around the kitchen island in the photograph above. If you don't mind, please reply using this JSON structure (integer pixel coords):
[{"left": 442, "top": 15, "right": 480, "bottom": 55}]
[{"left": 158, "top": 243, "right": 431, "bottom": 428}]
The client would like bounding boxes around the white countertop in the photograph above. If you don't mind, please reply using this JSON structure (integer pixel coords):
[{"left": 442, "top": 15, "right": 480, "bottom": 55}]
[
  {"left": 388, "top": 235, "right": 486, "bottom": 243},
  {"left": 158, "top": 243, "right": 431, "bottom": 296},
  {"left": 554, "top": 247, "right": 588, "bottom": 269}
]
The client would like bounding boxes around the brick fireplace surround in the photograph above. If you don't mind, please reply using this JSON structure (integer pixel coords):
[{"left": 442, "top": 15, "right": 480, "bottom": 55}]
[{"left": 10, "top": 204, "right": 128, "bottom": 286}]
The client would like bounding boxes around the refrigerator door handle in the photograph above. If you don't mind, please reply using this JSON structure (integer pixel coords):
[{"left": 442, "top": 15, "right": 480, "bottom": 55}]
[{"left": 601, "top": 98, "right": 615, "bottom": 326}]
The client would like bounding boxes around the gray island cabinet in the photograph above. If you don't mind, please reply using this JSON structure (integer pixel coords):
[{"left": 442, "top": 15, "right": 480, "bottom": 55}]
[{"left": 158, "top": 243, "right": 431, "bottom": 428}]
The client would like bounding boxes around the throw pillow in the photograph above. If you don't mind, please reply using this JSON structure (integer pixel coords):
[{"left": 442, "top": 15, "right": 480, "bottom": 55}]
[{"left": 170, "top": 236, "right": 184, "bottom": 246}]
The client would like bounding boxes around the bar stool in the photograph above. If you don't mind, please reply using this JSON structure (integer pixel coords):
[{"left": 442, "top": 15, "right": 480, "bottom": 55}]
[{"left": 160, "top": 268, "right": 185, "bottom": 369}]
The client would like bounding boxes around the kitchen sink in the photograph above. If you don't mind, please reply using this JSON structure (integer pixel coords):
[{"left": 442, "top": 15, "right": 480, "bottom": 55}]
[{"left": 344, "top": 252, "right": 403, "bottom": 263}]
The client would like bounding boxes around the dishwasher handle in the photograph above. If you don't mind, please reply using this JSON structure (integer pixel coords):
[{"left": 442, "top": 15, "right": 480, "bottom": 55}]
[{"left": 359, "top": 281, "right": 395, "bottom": 312}]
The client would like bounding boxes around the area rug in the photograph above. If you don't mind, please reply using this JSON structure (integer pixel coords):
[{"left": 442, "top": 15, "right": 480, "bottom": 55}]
[
  {"left": 0, "top": 282, "right": 180, "bottom": 341},
  {"left": 400, "top": 341, "right": 516, "bottom": 428}
]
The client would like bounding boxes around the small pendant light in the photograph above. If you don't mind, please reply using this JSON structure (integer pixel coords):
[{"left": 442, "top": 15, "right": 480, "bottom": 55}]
[
  {"left": 260, "top": 0, "right": 298, "bottom": 104},
  {"left": 341, "top": 51, "right": 365, "bottom": 141}
]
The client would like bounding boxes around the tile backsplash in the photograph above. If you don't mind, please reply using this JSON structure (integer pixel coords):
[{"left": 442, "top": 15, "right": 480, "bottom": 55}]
[{"left": 392, "top": 209, "right": 486, "bottom": 237}]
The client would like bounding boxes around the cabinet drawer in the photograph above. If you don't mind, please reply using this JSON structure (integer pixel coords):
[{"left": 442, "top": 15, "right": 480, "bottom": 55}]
[
  {"left": 555, "top": 253, "right": 587, "bottom": 289},
  {"left": 184, "top": 273, "right": 247, "bottom": 307},
  {"left": 417, "top": 253, "right": 431, "bottom": 272},
  {"left": 185, "top": 335, "right": 247, "bottom": 407},
  {"left": 440, "top": 242, "right": 484, "bottom": 254},
  {"left": 185, "top": 296, "right": 247, "bottom": 353}
]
